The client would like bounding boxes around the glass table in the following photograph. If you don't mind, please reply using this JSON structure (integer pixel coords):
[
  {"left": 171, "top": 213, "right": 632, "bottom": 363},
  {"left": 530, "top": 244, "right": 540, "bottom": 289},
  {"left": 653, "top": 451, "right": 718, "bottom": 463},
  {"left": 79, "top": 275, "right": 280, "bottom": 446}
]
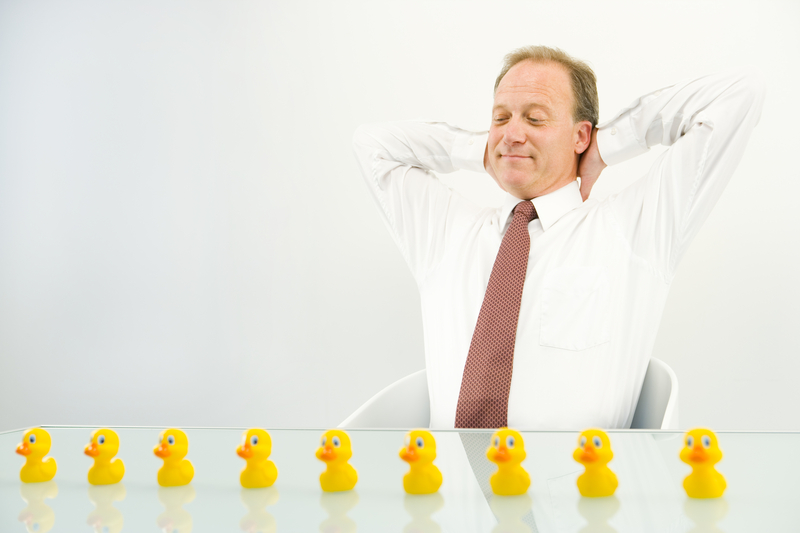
[{"left": 0, "top": 426, "right": 797, "bottom": 532}]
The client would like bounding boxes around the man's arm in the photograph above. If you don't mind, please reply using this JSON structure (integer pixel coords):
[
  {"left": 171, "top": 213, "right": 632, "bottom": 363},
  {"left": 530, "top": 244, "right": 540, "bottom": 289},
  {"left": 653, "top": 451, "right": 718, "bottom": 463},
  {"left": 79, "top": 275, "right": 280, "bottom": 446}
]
[
  {"left": 591, "top": 68, "right": 765, "bottom": 279},
  {"left": 352, "top": 121, "right": 487, "bottom": 284}
]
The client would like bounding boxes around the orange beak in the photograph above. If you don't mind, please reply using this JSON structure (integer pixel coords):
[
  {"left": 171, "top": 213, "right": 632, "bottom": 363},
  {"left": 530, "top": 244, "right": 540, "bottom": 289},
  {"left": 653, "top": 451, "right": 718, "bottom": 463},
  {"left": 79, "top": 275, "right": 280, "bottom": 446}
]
[
  {"left": 237, "top": 443, "right": 253, "bottom": 459},
  {"left": 154, "top": 443, "right": 171, "bottom": 458},
  {"left": 84, "top": 442, "right": 100, "bottom": 457},
  {"left": 493, "top": 446, "right": 511, "bottom": 462},
  {"left": 579, "top": 444, "right": 598, "bottom": 463},
  {"left": 16, "top": 442, "right": 31, "bottom": 456},
  {"left": 688, "top": 445, "right": 707, "bottom": 462},
  {"left": 318, "top": 445, "right": 336, "bottom": 461},
  {"left": 400, "top": 446, "right": 418, "bottom": 462}
]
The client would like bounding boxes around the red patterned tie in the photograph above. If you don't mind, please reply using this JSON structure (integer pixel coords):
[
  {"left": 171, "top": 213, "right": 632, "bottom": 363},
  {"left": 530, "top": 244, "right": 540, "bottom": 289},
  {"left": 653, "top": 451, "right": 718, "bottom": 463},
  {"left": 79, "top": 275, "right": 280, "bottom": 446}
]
[{"left": 454, "top": 200, "right": 538, "bottom": 428}]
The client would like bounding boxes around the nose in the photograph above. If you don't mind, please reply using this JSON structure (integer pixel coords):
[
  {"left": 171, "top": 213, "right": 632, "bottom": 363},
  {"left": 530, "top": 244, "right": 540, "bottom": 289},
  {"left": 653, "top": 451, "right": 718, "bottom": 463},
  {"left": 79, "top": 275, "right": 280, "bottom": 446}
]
[{"left": 503, "top": 116, "right": 527, "bottom": 146}]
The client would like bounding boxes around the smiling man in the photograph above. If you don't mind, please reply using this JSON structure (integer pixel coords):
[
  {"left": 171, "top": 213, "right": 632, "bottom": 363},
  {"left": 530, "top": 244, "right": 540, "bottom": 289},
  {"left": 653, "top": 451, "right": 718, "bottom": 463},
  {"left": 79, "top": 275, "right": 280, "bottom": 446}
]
[{"left": 353, "top": 46, "right": 764, "bottom": 430}]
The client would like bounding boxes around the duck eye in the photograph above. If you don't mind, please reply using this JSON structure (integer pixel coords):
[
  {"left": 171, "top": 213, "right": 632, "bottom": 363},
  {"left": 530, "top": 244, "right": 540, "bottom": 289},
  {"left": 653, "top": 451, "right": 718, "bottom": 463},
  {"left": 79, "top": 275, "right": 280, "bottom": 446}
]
[
  {"left": 493, "top": 436, "right": 499, "bottom": 447},
  {"left": 98, "top": 435, "right": 105, "bottom": 445},
  {"left": 29, "top": 434, "right": 36, "bottom": 444},
  {"left": 702, "top": 435, "right": 711, "bottom": 448},
  {"left": 332, "top": 436, "right": 341, "bottom": 447},
  {"left": 321, "top": 436, "right": 327, "bottom": 446},
  {"left": 687, "top": 436, "right": 694, "bottom": 447},
  {"left": 580, "top": 436, "right": 586, "bottom": 448},
  {"left": 593, "top": 436, "right": 602, "bottom": 448},
  {"left": 168, "top": 435, "right": 175, "bottom": 445},
  {"left": 416, "top": 437, "right": 424, "bottom": 448},
  {"left": 251, "top": 435, "right": 258, "bottom": 446},
  {"left": 506, "top": 436, "right": 515, "bottom": 448}
]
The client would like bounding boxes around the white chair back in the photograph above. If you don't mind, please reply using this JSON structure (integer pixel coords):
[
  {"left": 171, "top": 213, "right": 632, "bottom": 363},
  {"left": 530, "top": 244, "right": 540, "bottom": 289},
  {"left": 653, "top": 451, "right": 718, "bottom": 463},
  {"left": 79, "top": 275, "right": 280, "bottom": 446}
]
[{"left": 340, "top": 358, "right": 678, "bottom": 430}]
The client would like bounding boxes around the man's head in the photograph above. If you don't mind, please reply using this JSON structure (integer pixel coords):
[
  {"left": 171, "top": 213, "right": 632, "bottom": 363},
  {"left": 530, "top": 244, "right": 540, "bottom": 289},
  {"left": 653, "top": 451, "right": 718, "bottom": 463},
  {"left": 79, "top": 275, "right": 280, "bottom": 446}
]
[{"left": 487, "top": 46, "right": 598, "bottom": 200}]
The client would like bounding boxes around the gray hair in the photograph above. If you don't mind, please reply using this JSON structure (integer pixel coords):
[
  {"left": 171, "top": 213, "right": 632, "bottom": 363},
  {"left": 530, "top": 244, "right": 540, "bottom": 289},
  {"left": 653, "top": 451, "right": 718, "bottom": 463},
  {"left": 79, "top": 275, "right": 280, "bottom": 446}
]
[{"left": 494, "top": 46, "right": 599, "bottom": 127}]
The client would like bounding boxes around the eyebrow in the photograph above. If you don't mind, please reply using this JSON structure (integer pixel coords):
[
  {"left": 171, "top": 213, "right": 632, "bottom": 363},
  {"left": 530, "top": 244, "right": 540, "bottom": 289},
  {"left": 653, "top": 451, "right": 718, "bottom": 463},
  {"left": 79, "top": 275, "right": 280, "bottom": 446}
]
[{"left": 492, "top": 102, "right": 551, "bottom": 113}]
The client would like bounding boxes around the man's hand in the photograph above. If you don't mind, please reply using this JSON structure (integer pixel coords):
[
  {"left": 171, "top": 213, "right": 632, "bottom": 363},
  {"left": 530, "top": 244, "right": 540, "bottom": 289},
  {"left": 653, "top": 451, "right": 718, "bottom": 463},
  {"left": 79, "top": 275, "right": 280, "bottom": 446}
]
[{"left": 577, "top": 128, "right": 606, "bottom": 201}]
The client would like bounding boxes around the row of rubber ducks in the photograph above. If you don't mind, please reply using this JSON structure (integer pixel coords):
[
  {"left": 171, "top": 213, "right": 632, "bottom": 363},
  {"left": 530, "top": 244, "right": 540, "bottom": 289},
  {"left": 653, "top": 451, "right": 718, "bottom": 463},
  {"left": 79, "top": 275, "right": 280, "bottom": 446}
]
[{"left": 14, "top": 426, "right": 727, "bottom": 499}]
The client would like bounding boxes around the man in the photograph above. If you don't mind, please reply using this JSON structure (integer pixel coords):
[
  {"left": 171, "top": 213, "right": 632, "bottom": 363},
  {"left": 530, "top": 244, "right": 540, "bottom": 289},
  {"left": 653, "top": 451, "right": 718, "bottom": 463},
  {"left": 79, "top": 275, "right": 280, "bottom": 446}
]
[{"left": 353, "top": 46, "right": 764, "bottom": 430}]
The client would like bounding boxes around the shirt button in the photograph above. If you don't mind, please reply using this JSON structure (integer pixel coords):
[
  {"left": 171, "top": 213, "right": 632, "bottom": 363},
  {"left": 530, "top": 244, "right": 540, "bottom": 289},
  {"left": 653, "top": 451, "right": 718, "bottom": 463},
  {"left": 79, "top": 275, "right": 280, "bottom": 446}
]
[
  {"left": 610, "top": 127, "right": 617, "bottom": 135},
  {"left": 468, "top": 139, "right": 474, "bottom": 145}
]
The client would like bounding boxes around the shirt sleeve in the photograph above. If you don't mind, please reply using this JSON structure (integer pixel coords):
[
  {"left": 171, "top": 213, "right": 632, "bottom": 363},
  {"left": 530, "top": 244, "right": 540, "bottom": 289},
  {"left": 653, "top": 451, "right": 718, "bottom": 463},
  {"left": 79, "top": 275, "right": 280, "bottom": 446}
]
[
  {"left": 596, "top": 67, "right": 766, "bottom": 280},
  {"left": 352, "top": 121, "right": 488, "bottom": 284}
]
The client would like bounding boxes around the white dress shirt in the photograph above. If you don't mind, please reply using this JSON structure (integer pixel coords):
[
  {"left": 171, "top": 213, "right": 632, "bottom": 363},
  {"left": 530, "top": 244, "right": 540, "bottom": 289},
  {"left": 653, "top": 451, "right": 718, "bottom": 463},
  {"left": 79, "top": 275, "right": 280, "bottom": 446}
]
[{"left": 352, "top": 68, "right": 765, "bottom": 429}]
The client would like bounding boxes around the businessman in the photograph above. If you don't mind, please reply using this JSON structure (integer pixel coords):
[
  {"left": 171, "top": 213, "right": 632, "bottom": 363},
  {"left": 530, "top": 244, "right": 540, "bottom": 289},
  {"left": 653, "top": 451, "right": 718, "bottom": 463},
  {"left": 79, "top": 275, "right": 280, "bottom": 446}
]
[{"left": 353, "top": 46, "right": 764, "bottom": 429}]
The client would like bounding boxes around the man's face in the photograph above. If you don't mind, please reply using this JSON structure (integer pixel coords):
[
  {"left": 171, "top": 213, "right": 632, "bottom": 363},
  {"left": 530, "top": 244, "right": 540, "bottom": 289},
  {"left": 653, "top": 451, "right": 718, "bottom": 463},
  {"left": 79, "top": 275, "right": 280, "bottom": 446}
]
[{"left": 488, "top": 60, "right": 589, "bottom": 200}]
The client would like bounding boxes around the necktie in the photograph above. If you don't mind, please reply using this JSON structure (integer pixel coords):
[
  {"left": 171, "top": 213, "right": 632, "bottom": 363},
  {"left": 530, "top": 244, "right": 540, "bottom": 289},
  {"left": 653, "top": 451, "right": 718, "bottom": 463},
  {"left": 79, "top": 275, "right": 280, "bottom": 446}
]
[{"left": 454, "top": 200, "right": 538, "bottom": 428}]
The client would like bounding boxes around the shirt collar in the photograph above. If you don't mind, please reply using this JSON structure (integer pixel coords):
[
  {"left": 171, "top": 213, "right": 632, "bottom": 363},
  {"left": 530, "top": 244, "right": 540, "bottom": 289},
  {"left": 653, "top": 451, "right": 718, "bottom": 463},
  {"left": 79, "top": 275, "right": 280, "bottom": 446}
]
[{"left": 498, "top": 180, "right": 583, "bottom": 232}]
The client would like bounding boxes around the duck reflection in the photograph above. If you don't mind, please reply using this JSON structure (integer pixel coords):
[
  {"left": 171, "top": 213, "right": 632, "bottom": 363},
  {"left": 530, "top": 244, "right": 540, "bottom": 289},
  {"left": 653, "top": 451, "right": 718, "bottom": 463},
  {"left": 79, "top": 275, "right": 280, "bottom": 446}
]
[
  {"left": 683, "top": 497, "right": 728, "bottom": 533},
  {"left": 87, "top": 483, "right": 126, "bottom": 533},
  {"left": 490, "top": 493, "right": 532, "bottom": 533},
  {"left": 319, "top": 490, "right": 358, "bottom": 533},
  {"left": 18, "top": 481, "right": 58, "bottom": 533},
  {"left": 403, "top": 493, "right": 443, "bottom": 533},
  {"left": 240, "top": 486, "right": 279, "bottom": 533},
  {"left": 576, "top": 495, "right": 619, "bottom": 533},
  {"left": 157, "top": 484, "right": 196, "bottom": 533}
]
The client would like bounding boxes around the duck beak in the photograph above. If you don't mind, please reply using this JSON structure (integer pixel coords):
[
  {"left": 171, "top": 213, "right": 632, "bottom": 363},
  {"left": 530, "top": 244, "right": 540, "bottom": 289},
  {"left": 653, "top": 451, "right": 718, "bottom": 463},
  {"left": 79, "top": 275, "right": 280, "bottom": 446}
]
[
  {"left": 493, "top": 446, "right": 511, "bottom": 462},
  {"left": 16, "top": 442, "right": 31, "bottom": 456},
  {"left": 688, "top": 445, "right": 707, "bottom": 462},
  {"left": 580, "top": 444, "right": 598, "bottom": 463},
  {"left": 154, "top": 443, "right": 171, "bottom": 458},
  {"left": 318, "top": 445, "right": 336, "bottom": 461},
  {"left": 400, "top": 446, "right": 418, "bottom": 462},
  {"left": 237, "top": 443, "right": 253, "bottom": 459},
  {"left": 84, "top": 442, "right": 100, "bottom": 457}
]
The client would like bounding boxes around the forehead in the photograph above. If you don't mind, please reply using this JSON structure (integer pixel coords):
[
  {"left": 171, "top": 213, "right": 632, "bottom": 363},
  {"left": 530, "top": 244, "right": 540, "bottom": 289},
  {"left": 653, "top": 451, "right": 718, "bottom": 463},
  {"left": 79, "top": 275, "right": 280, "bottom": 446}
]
[{"left": 494, "top": 60, "right": 572, "bottom": 111}]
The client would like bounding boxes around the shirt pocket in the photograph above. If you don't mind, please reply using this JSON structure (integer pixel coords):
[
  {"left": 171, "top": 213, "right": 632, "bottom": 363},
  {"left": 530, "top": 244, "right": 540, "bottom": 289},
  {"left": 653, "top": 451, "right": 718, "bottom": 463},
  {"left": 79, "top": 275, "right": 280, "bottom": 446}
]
[{"left": 540, "top": 266, "right": 611, "bottom": 351}]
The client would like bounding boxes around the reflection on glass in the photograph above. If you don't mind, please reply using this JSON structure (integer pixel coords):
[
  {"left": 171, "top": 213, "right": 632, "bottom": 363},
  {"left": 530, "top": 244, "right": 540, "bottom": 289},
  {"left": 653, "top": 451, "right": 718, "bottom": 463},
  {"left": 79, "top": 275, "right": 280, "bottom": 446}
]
[
  {"left": 18, "top": 481, "right": 58, "bottom": 533},
  {"left": 576, "top": 495, "right": 620, "bottom": 533},
  {"left": 319, "top": 490, "right": 358, "bottom": 533},
  {"left": 403, "top": 493, "right": 444, "bottom": 533},
  {"left": 683, "top": 497, "right": 728, "bottom": 533},
  {"left": 240, "top": 486, "right": 279, "bottom": 533},
  {"left": 490, "top": 493, "right": 532, "bottom": 533},
  {"left": 157, "top": 485, "right": 196, "bottom": 533},
  {"left": 87, "top": 483, "right": 126, "bottom": 533}
]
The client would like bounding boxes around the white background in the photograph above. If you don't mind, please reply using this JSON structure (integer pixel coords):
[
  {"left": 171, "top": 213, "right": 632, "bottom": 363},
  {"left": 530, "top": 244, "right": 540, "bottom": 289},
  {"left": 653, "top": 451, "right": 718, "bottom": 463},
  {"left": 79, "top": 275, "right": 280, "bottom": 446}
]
[{"left": 1, "top": 0, "right": 798, "bottom": 432}]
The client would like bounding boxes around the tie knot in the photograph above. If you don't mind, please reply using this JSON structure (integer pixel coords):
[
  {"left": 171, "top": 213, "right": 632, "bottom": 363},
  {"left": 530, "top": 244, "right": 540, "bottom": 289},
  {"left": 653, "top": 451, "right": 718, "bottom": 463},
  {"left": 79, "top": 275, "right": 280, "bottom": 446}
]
[{"left": 514, "top": 201, "right": 537, "bottom": 223}]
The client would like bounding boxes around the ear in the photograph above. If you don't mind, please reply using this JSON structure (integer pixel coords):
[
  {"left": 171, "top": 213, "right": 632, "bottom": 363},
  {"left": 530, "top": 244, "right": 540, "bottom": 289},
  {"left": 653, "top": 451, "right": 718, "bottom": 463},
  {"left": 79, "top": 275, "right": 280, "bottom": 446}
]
[{"left": 574, "top": 121, "right": 593, "bottom": 154}]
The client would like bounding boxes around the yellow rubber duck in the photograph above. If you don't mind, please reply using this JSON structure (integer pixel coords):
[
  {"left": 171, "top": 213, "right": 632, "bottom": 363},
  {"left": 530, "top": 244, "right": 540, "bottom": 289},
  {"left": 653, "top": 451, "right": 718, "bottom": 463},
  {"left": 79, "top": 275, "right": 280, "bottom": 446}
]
[
  {"left": 486, "top": 428, "right": 530, "bottom": 496},
  {"left": 399, "top": 429, "right": 442, "bottom": 494},
  {"left": 16, "top": 428, "right": 57, "bottom": 483},
  {"left": 153, "top": 428, "right": 194, "bottom": 487},
  {"left": 573, "top": 428, "right": 618, "bottom": 497},
  {"left": 316, "top": 429, "right": 357, "bottom": 492},
  {"left": 84, "top": 428, "right": 125, "bottom": 485},
  {"left": 236, "top": 428, "right": 278, "bottom": 488},
  {"left": 680, "top": 428, "right": 726, "bottom": 498}
]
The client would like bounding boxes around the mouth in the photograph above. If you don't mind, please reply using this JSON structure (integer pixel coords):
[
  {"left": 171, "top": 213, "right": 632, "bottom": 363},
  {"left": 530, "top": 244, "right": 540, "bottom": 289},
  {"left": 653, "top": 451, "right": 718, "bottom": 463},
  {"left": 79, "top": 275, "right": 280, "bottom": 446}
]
[
  {"left": 84, "top": 444, "right": 100, "bottom": 457},
  {"left": 236, "top": 445, "right": 253, "bottom": 459},
  {"left": 154, "top": 444, "right": 171, "bottom": 458},
  {"left": 16, "top": 443, "right": 31, "bottom": 456}
]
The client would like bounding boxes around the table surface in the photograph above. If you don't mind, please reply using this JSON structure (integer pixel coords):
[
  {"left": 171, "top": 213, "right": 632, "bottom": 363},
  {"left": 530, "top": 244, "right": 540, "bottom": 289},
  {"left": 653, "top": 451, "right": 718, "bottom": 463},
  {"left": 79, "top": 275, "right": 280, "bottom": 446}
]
[{"left": 1, "top": 426, "right": 798, "bottom": 532}]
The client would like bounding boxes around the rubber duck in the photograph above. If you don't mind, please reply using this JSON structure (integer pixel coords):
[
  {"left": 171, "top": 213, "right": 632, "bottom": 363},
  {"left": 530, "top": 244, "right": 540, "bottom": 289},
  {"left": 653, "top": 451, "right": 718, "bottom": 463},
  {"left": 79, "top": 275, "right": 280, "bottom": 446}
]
[
  {"left": 153, "top": 428, "right": 194, "bottom": 487},
  {"left": 573, "top": 429, "right": 618, "bottom": 497},
  {"left": 315, "top": 429, "right": 357, "bottom": 492},
  {"left": 16, "top": 428, "right": 57, "bottom": 483},
  {"left": 486, "top": 428, "right": 530, "bottom": 496},
  {"left": 86, "top": 483, "right": 126, "bottom": 533},
  {"left": 84, "top": 428, "right": 125, "bottom": 485},
  {"left": 680, "top": 428, "right": 726, "bottom": 498},
  {"left": 398, "top": 429, "right": 443, "bottom": 494},
  {"left": 236, "top": 428, "right": 278, "bottom": 488}
]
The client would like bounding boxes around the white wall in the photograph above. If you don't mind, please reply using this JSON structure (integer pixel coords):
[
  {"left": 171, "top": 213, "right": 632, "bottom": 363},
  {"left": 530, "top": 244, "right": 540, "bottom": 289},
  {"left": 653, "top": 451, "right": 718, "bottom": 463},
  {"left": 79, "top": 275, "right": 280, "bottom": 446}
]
[{"left": 1, "top": 0, "right": 798, "bottom": 431}]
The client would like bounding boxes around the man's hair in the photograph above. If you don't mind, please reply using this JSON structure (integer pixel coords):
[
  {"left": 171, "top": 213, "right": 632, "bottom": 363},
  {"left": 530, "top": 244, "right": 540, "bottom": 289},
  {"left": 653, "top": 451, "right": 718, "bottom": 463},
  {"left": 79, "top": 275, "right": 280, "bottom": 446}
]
[{"left": 494, "top": 46, "right": 599, "bottom": 127}]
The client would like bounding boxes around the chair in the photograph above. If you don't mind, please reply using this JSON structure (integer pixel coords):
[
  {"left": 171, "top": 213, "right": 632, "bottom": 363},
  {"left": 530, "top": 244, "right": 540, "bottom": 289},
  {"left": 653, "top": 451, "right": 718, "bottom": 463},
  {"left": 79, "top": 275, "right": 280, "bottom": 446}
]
[{"left": 339, "top": 358, "right": 678, "bottom": 430}]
